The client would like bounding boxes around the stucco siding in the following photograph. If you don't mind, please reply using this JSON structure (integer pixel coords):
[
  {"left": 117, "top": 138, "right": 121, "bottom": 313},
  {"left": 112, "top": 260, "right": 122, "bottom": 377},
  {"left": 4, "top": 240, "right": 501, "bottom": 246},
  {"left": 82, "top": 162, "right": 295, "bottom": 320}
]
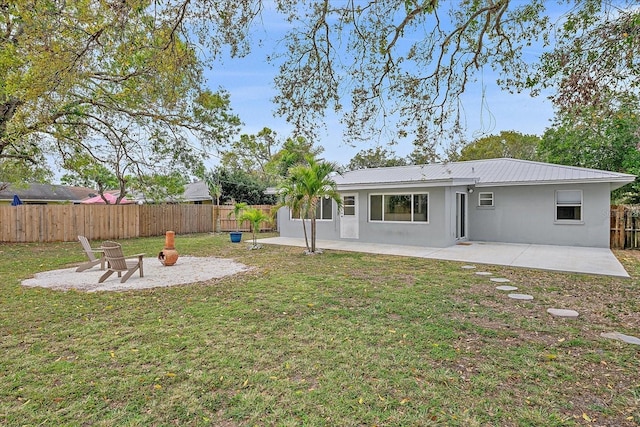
[
  {"left": 276, "top": 182, "right": 613, "bottom": 248},
  {"left": 277, "top": 187, "right": 456, "bottom": 247},
  {"left": 354, "top": 187, "right": 453, "bottom": 247},
  {"left": 468, "top": 183, "right": 611, "bottom": 247}
]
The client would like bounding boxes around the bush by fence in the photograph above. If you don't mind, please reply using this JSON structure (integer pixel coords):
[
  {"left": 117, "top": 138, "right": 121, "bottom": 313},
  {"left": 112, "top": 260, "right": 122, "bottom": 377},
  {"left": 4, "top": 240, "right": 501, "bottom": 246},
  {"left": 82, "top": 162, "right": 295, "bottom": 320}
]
[
  {"left": 0, "top": 204, "right": 275, "bottom": 243},
  {"left": 610, "top": 205, "right": 640, "bottom": 250}
]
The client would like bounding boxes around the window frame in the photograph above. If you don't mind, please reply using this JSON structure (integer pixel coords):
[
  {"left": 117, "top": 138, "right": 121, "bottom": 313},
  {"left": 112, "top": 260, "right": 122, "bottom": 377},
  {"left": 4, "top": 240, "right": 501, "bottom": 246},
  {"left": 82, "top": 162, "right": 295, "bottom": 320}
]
[
  {"left": 342, "top": 195, "right": 356, "bottom": 216},
  {"left": 478, "top": 192, "right": 494, "bottom": 207},
  {"left": 290, "top": 197, "right": 334, "bottom": 221},
  {"left": 555, "top": 190, "right": 583, "bottom": 223},
  {"left": 368, "top": 192, "right": 429, "bottom": 223}
]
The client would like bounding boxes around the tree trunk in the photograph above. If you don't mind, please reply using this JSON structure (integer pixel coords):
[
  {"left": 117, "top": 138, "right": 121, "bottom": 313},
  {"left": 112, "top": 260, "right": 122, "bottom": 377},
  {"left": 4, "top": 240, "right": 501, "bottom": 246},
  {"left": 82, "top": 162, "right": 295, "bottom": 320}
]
[
  {"left": 311, "top": 218, "right": 316, "bottom": 253},
  {"left": 301, "top": 217, "right": 310, "bottom": 252}
]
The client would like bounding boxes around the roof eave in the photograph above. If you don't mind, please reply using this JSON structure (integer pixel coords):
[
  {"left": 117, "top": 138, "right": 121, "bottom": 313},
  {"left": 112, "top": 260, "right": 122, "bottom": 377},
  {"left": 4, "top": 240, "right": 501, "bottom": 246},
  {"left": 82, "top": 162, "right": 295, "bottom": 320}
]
[
  {"left": 336, "top": 178, "right": 477, "bottom": 191},
  {"left": 475, "top": 177, "right": 636, "bottom": 188}
]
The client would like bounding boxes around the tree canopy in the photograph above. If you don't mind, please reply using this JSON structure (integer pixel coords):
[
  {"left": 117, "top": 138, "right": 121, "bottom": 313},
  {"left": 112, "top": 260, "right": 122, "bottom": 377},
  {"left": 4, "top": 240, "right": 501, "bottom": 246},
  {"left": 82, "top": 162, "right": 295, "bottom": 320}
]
[
  {"left": 522, "top": 1, "right": 640, "bottom": 117},
  {"left": 3, "top": 0, "right": 638, "bottom": 189},
  {"left": 345, "top": 146, "right": 408, "bottom": 171},
  {"left": 218, "top": 128, "right": 323, "bottom": 184},
  {"left": 206, "top": 167, "right": 275, "bottom": 205},
  {"left": 539, "top": 104, "right": 640, "bottom": 203},
  {"left": 456, "top": 131, "right": 541, "bottom": 162},
  {"left": 0, "top": 0, "right": 240, "bottom": 197}
]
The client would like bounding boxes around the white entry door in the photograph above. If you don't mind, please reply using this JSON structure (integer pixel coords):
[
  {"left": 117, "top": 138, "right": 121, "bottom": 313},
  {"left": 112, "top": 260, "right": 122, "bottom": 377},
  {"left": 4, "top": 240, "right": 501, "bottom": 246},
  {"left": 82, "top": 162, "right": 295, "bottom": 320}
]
[{"left": 340, "top": 194, "right": 359, "bottom": 239}]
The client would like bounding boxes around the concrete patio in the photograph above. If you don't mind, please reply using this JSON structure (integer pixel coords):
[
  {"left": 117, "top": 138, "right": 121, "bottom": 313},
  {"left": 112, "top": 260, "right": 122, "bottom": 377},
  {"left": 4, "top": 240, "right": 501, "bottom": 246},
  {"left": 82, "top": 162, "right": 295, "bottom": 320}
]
[{"left": 257, "top": 237, "right": 630, "bottom": 278}]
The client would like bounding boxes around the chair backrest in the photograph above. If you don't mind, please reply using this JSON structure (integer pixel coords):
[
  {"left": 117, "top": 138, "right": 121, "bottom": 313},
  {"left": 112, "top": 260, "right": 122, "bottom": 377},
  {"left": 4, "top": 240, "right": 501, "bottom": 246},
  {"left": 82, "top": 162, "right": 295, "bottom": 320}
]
[
  {"left": 101, "top": 241, "right": 128, "bottom": 271},
  {"left": 78, "top": 235, "right": 97, "bottom": 261}
]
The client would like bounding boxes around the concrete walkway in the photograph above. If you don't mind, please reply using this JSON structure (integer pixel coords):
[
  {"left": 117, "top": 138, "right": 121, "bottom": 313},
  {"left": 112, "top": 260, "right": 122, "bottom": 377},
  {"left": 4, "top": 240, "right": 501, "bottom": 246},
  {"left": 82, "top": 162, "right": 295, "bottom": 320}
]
[{"left": 257, "top": 237, "right": 630, "bottom": 278}]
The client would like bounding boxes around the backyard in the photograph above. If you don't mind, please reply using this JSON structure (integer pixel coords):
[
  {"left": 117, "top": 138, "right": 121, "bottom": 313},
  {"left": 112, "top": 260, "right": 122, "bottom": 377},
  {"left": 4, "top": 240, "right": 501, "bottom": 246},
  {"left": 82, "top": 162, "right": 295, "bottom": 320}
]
[{"left": 1, "top": 233, "right": 639, "bottom": 426}]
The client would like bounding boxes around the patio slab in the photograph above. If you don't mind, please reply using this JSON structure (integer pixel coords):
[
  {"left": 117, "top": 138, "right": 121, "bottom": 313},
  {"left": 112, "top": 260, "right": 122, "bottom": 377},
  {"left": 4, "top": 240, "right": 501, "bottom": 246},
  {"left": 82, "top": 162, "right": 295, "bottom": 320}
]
[{"left": 257, "top": 237, "right": 629, "bottom": 278}]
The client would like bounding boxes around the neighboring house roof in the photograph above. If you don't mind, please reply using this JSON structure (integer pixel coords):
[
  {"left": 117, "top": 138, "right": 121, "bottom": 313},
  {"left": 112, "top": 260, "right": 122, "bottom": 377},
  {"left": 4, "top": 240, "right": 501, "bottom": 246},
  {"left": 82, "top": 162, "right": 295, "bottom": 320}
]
[
  {"left": 0, "top": 183, "right": 97, "bottom": 203},
  {"left": 183, "top": 180, "right": 212, "bottom": 202},
  {"left": 128, "top": 181, "right": 212, "bottom": 204},
  {"left": 334, "top": 158, "right": 636, "bottom": 190}
]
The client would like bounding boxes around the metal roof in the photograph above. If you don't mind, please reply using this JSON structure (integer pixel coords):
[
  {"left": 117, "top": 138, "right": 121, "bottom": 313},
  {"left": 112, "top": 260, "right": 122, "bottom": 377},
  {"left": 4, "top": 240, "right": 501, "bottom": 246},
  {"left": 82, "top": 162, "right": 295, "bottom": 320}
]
[{"left": 334, "top": 158, "right": 636, "bottom": 189}]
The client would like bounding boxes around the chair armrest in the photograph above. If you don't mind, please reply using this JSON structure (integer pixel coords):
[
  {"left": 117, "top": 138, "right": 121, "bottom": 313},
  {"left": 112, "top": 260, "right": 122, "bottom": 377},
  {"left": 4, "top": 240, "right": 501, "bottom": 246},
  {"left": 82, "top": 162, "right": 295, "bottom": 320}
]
[{"left": 124, "top": 253, "right": 145, "bottom": 259}]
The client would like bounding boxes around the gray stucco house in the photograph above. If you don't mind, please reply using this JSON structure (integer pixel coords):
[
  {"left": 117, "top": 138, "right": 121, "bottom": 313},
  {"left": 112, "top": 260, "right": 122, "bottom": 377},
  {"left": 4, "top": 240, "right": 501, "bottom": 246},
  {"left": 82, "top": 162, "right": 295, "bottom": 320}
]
[{"left": 276, "top": 158, "right": 635, "bottom": 248}]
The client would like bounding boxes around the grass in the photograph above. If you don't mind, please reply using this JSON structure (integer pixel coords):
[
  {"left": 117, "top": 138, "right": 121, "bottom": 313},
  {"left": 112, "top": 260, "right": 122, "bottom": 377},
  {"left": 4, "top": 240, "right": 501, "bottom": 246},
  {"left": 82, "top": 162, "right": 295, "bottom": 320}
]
[{"left": 1, "top": 233, "right": 639, "bottom": 426}]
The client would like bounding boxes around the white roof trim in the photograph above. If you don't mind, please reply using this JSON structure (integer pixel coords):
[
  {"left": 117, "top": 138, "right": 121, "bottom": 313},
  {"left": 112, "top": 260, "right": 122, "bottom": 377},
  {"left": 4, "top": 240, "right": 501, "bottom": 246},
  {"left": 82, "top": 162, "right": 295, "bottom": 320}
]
[
  {"left": 337, "top": 178, "right": 477, "bottom": 191},
  {"left": 333, "top": 158, "right": 635, "bottom": 189}
]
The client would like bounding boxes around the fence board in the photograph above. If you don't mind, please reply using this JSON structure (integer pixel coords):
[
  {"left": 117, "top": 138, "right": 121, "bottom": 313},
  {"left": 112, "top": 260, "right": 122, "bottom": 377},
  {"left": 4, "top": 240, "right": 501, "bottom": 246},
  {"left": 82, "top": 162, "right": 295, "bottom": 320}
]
[
  {"left": 610, "top": 205, "right": 640, "bottom": 249},
  {"left": 0, "top": 204, "right": 275, "bottom": 243}
]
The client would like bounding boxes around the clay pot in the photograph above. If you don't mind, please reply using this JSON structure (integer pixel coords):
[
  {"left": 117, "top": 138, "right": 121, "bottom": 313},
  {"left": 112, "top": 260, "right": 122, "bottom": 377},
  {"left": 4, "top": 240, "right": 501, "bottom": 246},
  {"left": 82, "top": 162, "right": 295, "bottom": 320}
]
[{"left": 158, "top": 230, "right": 179, "bottom": 266}]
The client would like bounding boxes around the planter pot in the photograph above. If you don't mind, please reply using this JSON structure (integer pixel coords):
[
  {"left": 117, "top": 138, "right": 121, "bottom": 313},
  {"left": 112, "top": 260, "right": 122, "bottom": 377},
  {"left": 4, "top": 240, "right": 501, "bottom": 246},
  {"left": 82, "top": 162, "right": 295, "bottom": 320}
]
[{"left": 229, "top": 232, "right": 242, "bottom": 243}]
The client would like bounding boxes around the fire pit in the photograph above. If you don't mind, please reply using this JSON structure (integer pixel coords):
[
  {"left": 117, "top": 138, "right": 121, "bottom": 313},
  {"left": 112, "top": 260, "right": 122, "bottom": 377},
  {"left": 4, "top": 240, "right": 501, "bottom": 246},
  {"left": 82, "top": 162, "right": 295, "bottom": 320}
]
[{"left": 158, "top": 231, "right": 179, "bottom": 266}]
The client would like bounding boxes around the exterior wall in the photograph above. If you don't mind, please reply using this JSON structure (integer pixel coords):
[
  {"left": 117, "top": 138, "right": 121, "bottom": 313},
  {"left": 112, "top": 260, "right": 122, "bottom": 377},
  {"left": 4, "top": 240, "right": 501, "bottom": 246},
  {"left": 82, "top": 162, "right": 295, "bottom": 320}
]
[
  {"left": 468, "top": 183, "right": 612, "bottom": 247},
  {"left": 277, "top": 182, "right": 613, "bottom": 248},
  {"left": 354, "top": 187, "right": 455, "bottom": 247},
  {"left": 277, "top": 186, "right": 458, "bottom": 247},
  {"left": 277, "top": 204, "right": 342, "bottom": 241}
]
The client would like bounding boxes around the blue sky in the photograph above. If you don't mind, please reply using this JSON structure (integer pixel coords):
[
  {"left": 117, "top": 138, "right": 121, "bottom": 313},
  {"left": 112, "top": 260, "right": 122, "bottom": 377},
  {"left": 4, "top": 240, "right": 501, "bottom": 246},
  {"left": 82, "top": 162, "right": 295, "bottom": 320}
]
[{"left": 205, "top": 4, "right": 556, "bottom": 167}]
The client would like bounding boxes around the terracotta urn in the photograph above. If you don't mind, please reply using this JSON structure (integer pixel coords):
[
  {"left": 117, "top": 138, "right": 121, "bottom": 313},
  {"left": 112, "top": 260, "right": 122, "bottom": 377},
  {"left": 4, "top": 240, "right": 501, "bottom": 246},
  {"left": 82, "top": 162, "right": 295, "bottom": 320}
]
[{"left": 158, "top": 230, "right": 179, "bottom": 266}]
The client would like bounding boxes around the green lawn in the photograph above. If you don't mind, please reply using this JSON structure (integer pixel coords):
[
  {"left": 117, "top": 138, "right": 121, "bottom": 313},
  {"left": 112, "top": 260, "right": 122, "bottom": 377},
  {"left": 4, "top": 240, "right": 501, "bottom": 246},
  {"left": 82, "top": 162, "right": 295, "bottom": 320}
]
[{"left": 1, "top": 233, "right": 639, "bottom": 426}]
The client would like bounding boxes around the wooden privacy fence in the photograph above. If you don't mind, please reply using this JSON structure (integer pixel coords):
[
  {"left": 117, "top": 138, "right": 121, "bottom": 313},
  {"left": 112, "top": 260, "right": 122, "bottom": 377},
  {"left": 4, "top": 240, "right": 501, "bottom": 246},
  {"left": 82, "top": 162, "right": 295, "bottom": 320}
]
[
  {"left": 610, "top": 205, "right": 640, "bottom": 249},
  {"left": 0, "top": 204, "right": 275, "bottom": 243}
]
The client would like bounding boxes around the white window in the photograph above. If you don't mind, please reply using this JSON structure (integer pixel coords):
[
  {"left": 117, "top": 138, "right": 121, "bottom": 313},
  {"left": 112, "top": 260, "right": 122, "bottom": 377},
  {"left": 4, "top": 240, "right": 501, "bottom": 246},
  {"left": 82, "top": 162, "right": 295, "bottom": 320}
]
[
  {"left": 555, "top": 190, "right": 582, "bottom": 222},
  {"left": 478, "top": 192, "right": 494, "bottom": 207},
  {"left": 369, "top": 193, "right": 429, "bottom": 223},
  {"left": 343, "top": 195, "right": 356, "bottom": 216},
  {"left": 291, "top": 197, "right": 333, "bottom": 220}
]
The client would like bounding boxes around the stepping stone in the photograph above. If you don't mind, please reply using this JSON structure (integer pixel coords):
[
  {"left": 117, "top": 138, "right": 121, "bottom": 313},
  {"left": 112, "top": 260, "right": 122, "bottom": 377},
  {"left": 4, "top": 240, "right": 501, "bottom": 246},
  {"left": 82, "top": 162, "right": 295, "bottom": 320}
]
[
  {"left": 508, "top": 293, "right": 534, "bottom": 300},
  {"left": 475, "top": 271, "right": 492, "bottom": 276},
  {"left": 461, "top": 265, "right": 476, "bottom": 269},
  {"left": 547, "top": 308, "right": 579, "bottom": 318},
  {"left": 496, "top": 285, "right": 518, "bottom": 291},
  {"left": 490, "top": 278, "right": 511, "bottom": 283},
  {"left": 601, "top": 332, "right": 640, "bottom": 345}
]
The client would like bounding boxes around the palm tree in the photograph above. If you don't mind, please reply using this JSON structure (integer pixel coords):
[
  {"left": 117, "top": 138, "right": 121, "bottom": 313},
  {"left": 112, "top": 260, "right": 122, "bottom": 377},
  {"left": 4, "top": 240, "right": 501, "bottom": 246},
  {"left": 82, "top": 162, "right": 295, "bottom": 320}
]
[
  {"left": 239, "top": 207, "right": 271, "bottom": 249},
  {"left": 277, "top": 156, "right": 342, "bottom": 254},
  {"left": 228, "top": 201, "right": 248, "bottom": 232},
  {"left": 276, "top": 175, "right": 311, "bottom": 251}
]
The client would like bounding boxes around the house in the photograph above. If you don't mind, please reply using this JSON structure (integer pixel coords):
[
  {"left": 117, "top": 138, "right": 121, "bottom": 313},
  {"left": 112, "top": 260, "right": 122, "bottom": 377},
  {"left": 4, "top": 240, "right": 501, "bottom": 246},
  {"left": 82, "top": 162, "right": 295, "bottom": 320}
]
[
  {"left": 0, "top": 183, "right": 96, "bottom": 205},
  {"left": 276, "top": 158, "right": 636, "bottom": 248},
  {"left": 182, "top": 180, "right": 213, "bottom": 204}
]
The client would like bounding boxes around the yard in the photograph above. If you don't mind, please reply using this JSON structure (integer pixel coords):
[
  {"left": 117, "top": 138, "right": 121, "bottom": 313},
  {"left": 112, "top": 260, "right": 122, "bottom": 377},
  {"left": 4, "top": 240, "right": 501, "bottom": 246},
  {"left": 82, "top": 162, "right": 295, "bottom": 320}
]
[{"left": 1, "top": 233, "right": 639, "bottom": 426}]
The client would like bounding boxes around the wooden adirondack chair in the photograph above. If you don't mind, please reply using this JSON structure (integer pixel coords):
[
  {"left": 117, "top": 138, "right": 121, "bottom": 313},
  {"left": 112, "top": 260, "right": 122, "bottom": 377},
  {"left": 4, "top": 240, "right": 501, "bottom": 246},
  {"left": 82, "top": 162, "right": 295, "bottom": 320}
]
[
  {"left": 76, "top": 235, "right": 106, "bottom": 272},
  {"left": 98, "top": 241, "right": 145, "bottom": 283}
]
